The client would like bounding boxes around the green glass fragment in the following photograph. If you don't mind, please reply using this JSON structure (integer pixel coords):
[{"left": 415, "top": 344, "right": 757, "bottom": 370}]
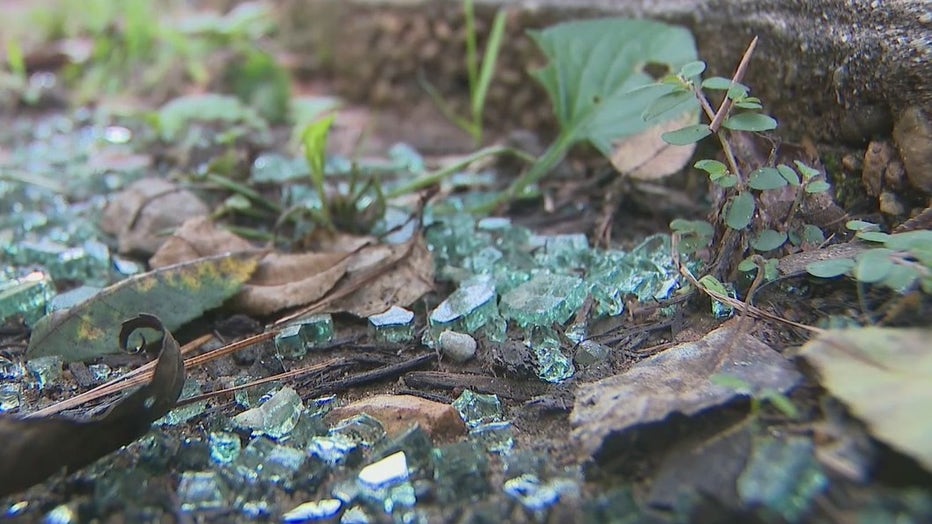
[
  {"left": 274, "top": 324, "right": 308, "bottom": 360},
  {"left": 452, "top": 389, "right": 503, "bottom": 429},
  {"left": 470, "top": 421, "right": 515, "bottom": 454},
  {"left": 208, "top": 432, "right": 242, "bottom": 465},
  {"left": 235, "top": 436, "right": 306, "bottom": 486},
  {"left": 368, "top": 306, "right": 415, "bottom": 343},
  {"left": 232, "top": 386, "right": 304, "bottom": 439},
  {"left": 500, "top": 273, "right": 586, "bottom": 328},
  {"left": 432, "top": 442, "right": 489, "bottom": 503},
  {"left": 575, "top": 340, "right": 611, "bottom": 366},
  {"left": 0, "top": 270, "right": 55, "bottom": 325},
  {"left": 428, "top": 276, "right": 499, "bottom": 344},
  {"left": 737, "top": 436, "right": 827, "bottom": 523},
  {"left": 26, "top": 355, "right": 63, "bottom": 390},
  {"left": 329, "top": 413, "right": 387, "bottom": 447},
  {"left": 0, "top": 383, "right": 22, "bottom": 413},
  {"left": 157, "top": 379, "right": 206, "bottom": 425},
  {"left": 527, "top": 328, "right": 575, "bottom": 383},
  {"left": 177, "top": 471, "right": 228, "bottom": 512}
]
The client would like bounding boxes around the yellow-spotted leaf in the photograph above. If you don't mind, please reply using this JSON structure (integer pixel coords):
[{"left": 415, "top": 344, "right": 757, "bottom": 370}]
[{"left": 26, "top": 252, "right": 260, "bottom": 362}]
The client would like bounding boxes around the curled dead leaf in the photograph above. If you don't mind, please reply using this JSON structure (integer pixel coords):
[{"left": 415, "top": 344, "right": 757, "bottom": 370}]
[
  {"left": 611, "top": 111, "right": 698, "bottom": 180},
  {"left": 0, "top": 314, "right": 184, "bottom": 497}
]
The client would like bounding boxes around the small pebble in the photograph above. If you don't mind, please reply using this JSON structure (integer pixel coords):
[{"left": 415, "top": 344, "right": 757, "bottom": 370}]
[{"left": 438, "top": 331, "right": 477, "bottom": 362}]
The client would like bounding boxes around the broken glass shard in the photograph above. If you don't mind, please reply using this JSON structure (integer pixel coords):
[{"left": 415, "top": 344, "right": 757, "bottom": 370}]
[
  {"left": 87, "top": 363, "right": 111, "bottom": 382},
  {"left": 0, "top": 383, "right": 22, "bottom": 413},
  {"left": 157, "top": 378, "right": 206, "bottom": 425},
  {"left": 208, "top": 431, "right": 242, "bottom": 465},
  {"left": 240, "top": 501, "right": 271, "bottom": 519},
  {"left": 308, "top": 434, "right": 361, "bottom": 466},
  {"left": 232, "top": 377, "right": 280, "bottom": 409},
  {"left": 432, "top": 442, "right": 489, "bottom": 503},
  {"left": 470, "top": 421, "right": 515, "bottom": 454},
  {"left": 43, "top": 503, "right": 77, "bottom": 524},
  {"left": 368, "top": 306, "right": 415, "bottom": 344},
  {"left": 504, "top": 474, "right": 579, "bottom": 513},
  {"left": 26, "top": 355, "right": 63, "bottom": 390},
  {"left": 0, "top": 269, "right": 55, "bottom": 325},
  {"left": 535, "top": 234, "right": 591, "bottom": 270},
  {"left": 574, "top": 340, "right": 611, "bottom": 366},
  {"left": 301, "top": 313, "right": 334, "bottom": 346},
  {"left": 235, "top": 436, "right": 306, "bottom": 487},
  {"left": 232, "top": 386, "right": 303, "bottom": 439},
  {"left": 737, "top": 436, "right": 827, "bottom": 523},
  {"left": 177, "top": 471, "right": 227, "bottom": 512},
  {"left": 275, "top": 324, "right": 308, "bottom": 360},
  {"left": 283, "top": 499, "right": 343, "bottom": 522},
  {"left": 360, "top": 481, "right": 417, "bottom": 515},
  {"left": 500, "top": 273, "right": 586, "bottom": 328},
  {"left": 452, "top": 389, "right": 502, "bottom": 429},
  {"left": 428, "top": 276, "right": 498, "bottom": 343},
  {"left": 340, "top": 505, "right": 373, "bottom": 524},
  {"left": 251, "top": 153, "right": 309, "bottom": 183},
  {"left": 711, "top": 283, "right": 737, "bottom": 319},
  {"left": 329, "top": 413, "right": 387, "bottom": 447},
  {"left": 358, "top": 451, "right": 409, "bottom": 490},
  {"left": 371, "top": 425, "right": 434, "bottom": 477},
  {"left": 0, "top": 356, "right": 24, "bottom": 381},
  {"left": 527, "top": 328, "right": 575, "bottom": 383}
]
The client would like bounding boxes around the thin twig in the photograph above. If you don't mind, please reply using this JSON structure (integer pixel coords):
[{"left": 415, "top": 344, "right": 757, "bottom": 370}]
[{"left": 709, "top": 37, "right": 758, "bottom": 134}]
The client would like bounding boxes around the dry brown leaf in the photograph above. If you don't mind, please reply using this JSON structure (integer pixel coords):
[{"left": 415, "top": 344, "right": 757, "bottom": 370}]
[
  {"left": 610, "top": 111, "right": 698, "bottom": 180},
  {"left": 149, "top": 216, "right": 253, "bottom": 267},
  {"left": 101, "top": 177, "right": 208, "bottom": 255},
  {"left": 235, "top": 252, "right": 349, "bottom": 315},
  {"left": 331, "top": 236, "right": 434, "bottom": 317}
]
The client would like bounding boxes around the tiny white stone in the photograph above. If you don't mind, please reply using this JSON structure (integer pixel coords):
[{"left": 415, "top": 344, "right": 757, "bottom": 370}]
[{"left": 439, "top": 331, "right": 477, "bottom": 362}]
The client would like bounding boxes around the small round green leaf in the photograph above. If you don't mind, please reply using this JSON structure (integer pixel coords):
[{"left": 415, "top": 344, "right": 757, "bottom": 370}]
[
  {"left": 751, "top": 229, "right": 788, "bottom": 251},
  {"left": 857, "top": 231, "right": 892, "bottom": 243},
  {"left": 738, "top": 257, "right": 758, "bottom": 272},
  {"left": 662, "top": 124, "right": 712, "bottom": 145},
  {"left": 734, "top": 100, "right": 763, "bottom": 110},
  {"left": 800, "top": 224, "right": 825, "bottom": 245},
  {"left": 679, "top": 61, "right": 707, "bottom": 78},
  {"left": 643, "top": 89, "right": 695, "bottom": 121},
  {"left": 670, "top": 219, "right": 714, "bottom": 237},
  {"left": 806, "top": 259, "right": 855, "bottom": 278},
  {"left": 854, "top": 248, "right": 895, "bottom": 283},
  {"left": 717, "top": 175, "right": 739, "bottom": 188},
  {"left": 881, "top": 264, "right": 918, "bottom": 293},
  {"left": 723, "top": 112, "right": 778, "bottom": 132},
  {"left": 805, "top": 180, "right": 831, "bottom": 193},
  {"left": 793, "top": 160, "right": 820, "bottom": 179},
  {"left": 694, "top": 159, "right": 728, "bottom": 177},
  {"left": 727, "top": 84, "right": 750, "bottom": 100},
  {"left": 776, "top": 164, "right": 800, "bottom": 186},
  {"left": 725, "top": 192, "right": 755, "bottom": 230},
  {"left": 883, "top": 230, "right": 932, "bottom": 251},
  {"left": 749, "top": 167, "right": 788, "bottom": 190},
  {"left": 701, "top": 77, "right": 737, "bottom": 91},
  {"left": 846, "top": 220, "right": 880, "bottom": 232}
]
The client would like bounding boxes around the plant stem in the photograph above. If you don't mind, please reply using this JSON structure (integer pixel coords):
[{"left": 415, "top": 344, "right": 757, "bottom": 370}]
[{"left": 709, "top": 37, "right": 758, "bottom": 133}]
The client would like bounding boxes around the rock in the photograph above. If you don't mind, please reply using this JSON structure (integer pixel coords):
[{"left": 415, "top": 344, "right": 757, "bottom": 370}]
[
  {"left": 893, "top": 106, "right": 932, "bottom": 193},
  {"left": 438, "top": 331, "right": 477, "bottom": 363},
  {"left": 326, "top": 394, "right": 467, "bottom": 441},
  {"left": 277, "top": 0, "right": 931, "bottom": 146}
]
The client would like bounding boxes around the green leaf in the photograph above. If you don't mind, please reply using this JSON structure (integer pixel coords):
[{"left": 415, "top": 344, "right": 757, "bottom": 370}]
[
  {"left": 800, "top": 224, "right": 825, "bottom": 245},
  {"left": 694, "top": 159, "right": 728, "bottom": 177},
  {"left": 854, "top": 248, "right": 895, "bottom": 283},
  {"left": 751, "top": 230, "right": 788, "bottom": 251},
  {"left": 679, "top": 60, "right": 706, "bottom": 78},
  {"left": 726, "top": 192, "right": 755, "bottom": 230},
  {"left": 805, "top": 180, "right": 831, "bottom": 193},
  {"left": 883, "top": 230, "right": 932, "bottom": 252},
  {"left": 776, "top": 164, "right": 800, "bottom": 186},
  {"left": 798, "top": 327, "right": 932, "bottom": 471},
  {"left": 716, "top": 175, "right": 739, "bottom": 188},
  {"left": 734, "top": 100, "right": 763, "bottom": 110},
  {"left": 529, "top": 18, "right": 699, "bottom": 156},
  {"left": 26, "top": 253, "right": 261, "bottom": 362},
  {"left": 794, "top": 160, "right": 820, "bottom": 180},
  {"left": 670, "top": 219, "right": 714, "bottom": 237},
  {"left": 806, "top": 258, "right": 855, "bottom": 278},
  {"left": 882, "top": 264, "right": 919, "bottom": 293},
  {"left": 846, "top": 220, "right": 880, "bottom": 232},
  {"left": 763, "top": 391, "right": 800, "bottom": 419},
  {"left": 749, "top": 167, "right": 788, "bottom": 190},
  {"left": 726, "top": 84, "right": 750, "bottom": 100},
  {"left": 738, "top": 257, "right": 758, "bottom": 272},
  {"left": 643, "top": 89, "right": 695, "bottom": 121},
  {"left": 662, "top": 124, "right": 711, "bottom": 145},
  {"left": 701, "top": 76, "right": 739, "bottom": 90},
  {"left": 857, "top": 231, "right": 892, "bottom": 243},
  {"left": 698, "top": 275, "right": 729, "bottom": 296},
  {"left": 722, "top": 112, "right": 778, "bottom": 132}
]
